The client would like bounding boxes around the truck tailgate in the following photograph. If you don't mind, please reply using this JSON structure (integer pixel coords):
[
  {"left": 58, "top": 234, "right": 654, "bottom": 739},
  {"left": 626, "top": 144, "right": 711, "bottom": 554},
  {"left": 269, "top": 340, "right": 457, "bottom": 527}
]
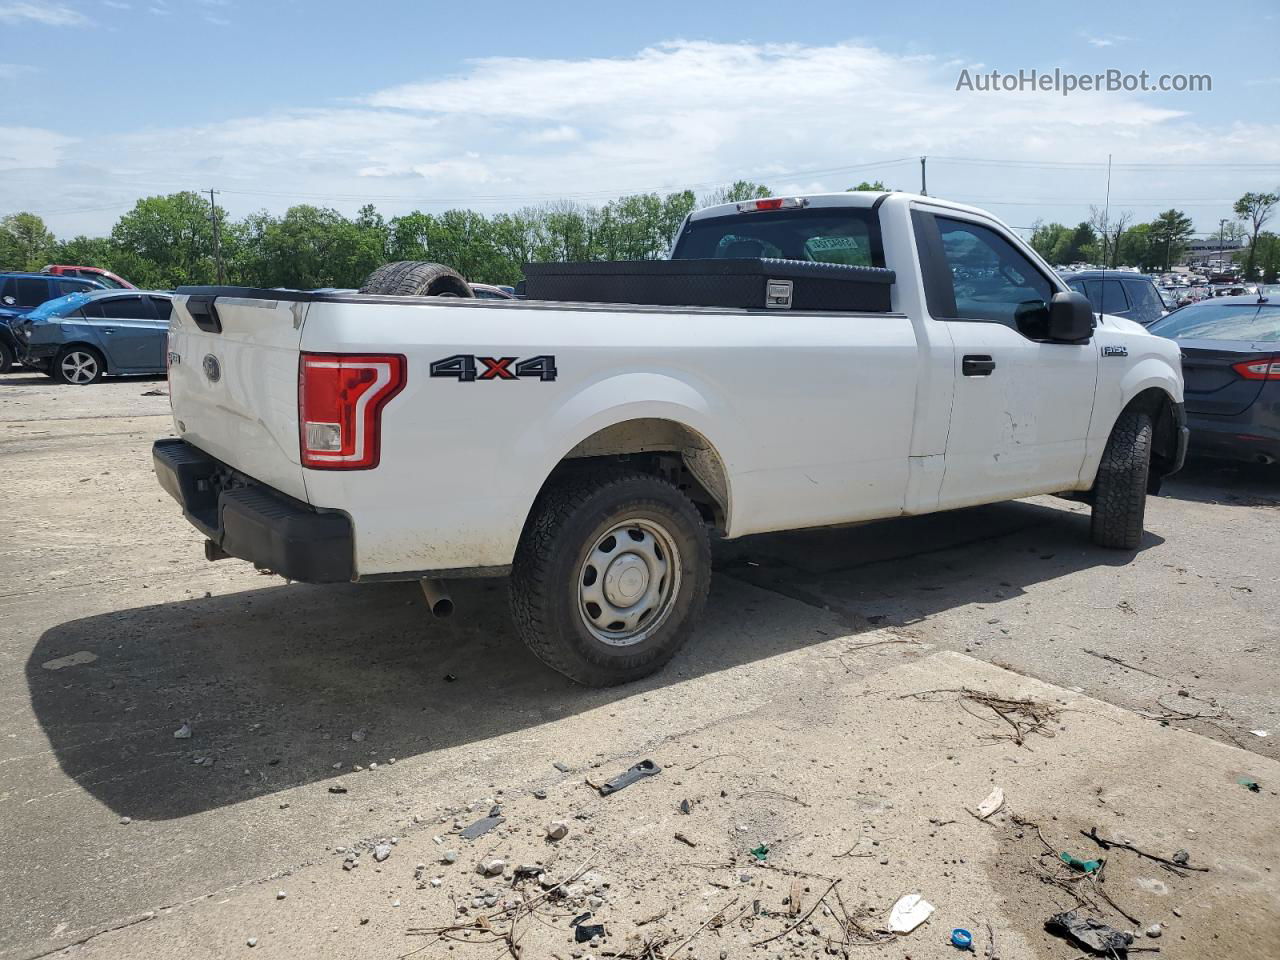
[{"left": 168, "top": 292, "right": 309, "bottom": 502}]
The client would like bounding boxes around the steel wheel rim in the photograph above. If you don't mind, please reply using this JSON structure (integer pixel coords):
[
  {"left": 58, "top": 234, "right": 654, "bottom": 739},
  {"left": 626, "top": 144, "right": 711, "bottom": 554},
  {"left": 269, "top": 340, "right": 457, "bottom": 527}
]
[
  {"left": 578, "top": 517, "right": 682, "bottom": 647},
  {"left": 61, "top": 351, "right": 98, "bottom": 384}
]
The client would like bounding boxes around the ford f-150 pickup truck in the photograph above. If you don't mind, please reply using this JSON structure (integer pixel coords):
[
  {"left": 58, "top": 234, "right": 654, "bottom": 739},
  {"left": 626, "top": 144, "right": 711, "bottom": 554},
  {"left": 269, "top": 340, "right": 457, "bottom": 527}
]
[{"left": 153, "top": 191, "right": 1188, "bottom": 686}]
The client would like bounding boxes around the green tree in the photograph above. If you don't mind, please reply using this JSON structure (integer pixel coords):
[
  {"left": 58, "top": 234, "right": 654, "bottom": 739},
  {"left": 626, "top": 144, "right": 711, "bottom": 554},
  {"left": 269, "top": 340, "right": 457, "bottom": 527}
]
[
  {"left": 1147, "top": 209, "right": 1195, "bottom": 272},
  {"left": 110, "top": 192, "right": 224, "bottom": 288},
  {"left": 1029, "top": 221, "right": 1071, "bottom": 263},
  {"left": 700, "top": 181, "right": 771, "bottom": 206},
  {"left": 50, "top": 235, "right": 118, "bottom": 272},
  {"left": 0, "top": 212, "right": 55, "bottom": 271},
  {"left": 1117, "top": 222, "right": 1154, "bottom": 270},
  {"left": 847, "top": 180, "right": 892, "bottom": 191},
  {"left": 1252, "top": 232, "right": 1280, "bottom": 283},
  {"left": 1234, "top": 190, "right": 1279, "bottom": 280},
  {"left": 234, "top": 205, "right": 384, "bottom": 289}
]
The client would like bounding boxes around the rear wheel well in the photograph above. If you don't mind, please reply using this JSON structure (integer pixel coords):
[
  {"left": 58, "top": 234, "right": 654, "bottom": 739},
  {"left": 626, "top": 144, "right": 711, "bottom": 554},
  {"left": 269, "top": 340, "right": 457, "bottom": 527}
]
[
  {"left": 1120, "top": 388, "right": 1178, "bottom": 490},
  {"left": 537, "top": 419, "right": 730, "bottom": 533}
]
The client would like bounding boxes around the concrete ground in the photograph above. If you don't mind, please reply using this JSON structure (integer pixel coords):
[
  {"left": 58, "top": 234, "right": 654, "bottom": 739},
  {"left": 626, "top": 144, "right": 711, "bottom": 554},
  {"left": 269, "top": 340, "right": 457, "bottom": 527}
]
[{"left": 1, "top": 370, "right": 1277, "bottom": 959}]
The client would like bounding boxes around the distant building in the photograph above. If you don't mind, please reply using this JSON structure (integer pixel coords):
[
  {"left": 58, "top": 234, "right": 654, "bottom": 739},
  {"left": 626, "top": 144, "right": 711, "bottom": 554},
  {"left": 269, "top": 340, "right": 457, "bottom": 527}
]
[{"left": 1183, "top": 237, "right": 1245, "bottom": 268}]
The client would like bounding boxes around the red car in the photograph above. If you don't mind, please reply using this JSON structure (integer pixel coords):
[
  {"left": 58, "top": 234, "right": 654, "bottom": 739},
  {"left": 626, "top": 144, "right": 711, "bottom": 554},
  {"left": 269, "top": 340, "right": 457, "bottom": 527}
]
[{"left": 42, "top": 265, "right": 136, "bottom": 290}]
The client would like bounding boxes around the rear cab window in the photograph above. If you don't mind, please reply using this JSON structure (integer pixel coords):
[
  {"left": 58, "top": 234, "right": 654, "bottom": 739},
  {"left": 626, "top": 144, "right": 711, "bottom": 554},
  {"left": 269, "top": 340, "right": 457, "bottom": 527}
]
[{"left": 672, "top": 206, "right": 882, "bottom": 268}]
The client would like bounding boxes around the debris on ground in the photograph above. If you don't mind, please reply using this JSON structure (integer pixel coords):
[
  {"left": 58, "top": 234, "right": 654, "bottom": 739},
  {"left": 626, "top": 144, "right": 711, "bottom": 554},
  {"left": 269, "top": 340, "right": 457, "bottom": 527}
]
[
  {"left": 889, "top": 893, "right": 934, "bottom": 933},
  {"left": 373, "top": 844, "right": 391, "bottom": 862},
  {"left": 459, "top": 806, "right": 504, "bottom": 839},
  {"left": 476, "top": 858, "right": 505, "bottom": 876},
  {"left": 1059, "top": 852, "right": 1102, "bottom": 874},
  {"left": 749, "top": 843, "right": 769, "bottom": 861},
  {"left": 1045, "top": 910, "right": 1134, "bottom": 955},
  {"left": 1081, "top": 827, "right": 1210, "bottom": 872},
  {"left": 546, "top": 820, "right": 569, "bottom": 840},
  {"left": 328, "top": 783, "right": 347, "bottom": 794},
  {"left": 900, "top": 687, "right": 1060, "bottom": 745},
  {"left": 41, "top": 651, "right": 98, "bottom": 670},
  {"left": 1146, "top": 923, "right": 1163, "bottom": 938},
  {"left": 1238, "top": 776, "right": 1261, "bottom": 792},
  {"left": 173, "top": 723, "right": 192, "bottom": 739},
  {"left": 571, "top": 912, "right": 606, "bottom": 942},
  {"left": 598, "top": 759, "right": 662, "bottom": 796},
  {"left": 350, "top": 728, "right": 367, "bottom": 742},
  {"left": 975, "top": 786, "right": 1005, "bottom": 820},
  {"left": 950, "top": 927, "right": 974, "bottom": 950},
  {"left": 674, "top": 831, "right": 697, "bottom": 847}
]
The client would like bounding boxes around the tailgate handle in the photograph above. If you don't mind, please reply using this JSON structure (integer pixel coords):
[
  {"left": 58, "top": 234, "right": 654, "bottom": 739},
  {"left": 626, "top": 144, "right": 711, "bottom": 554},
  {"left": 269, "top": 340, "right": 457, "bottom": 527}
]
[{"left": 186, "top": 295, "right": 222, "bottom": 334}]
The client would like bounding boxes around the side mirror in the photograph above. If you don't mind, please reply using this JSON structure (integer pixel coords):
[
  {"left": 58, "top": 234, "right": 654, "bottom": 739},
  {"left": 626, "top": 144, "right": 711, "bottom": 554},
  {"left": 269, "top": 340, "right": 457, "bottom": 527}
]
[{"left": 1048, "top": 291, "right": 1093, "bottom": 342}]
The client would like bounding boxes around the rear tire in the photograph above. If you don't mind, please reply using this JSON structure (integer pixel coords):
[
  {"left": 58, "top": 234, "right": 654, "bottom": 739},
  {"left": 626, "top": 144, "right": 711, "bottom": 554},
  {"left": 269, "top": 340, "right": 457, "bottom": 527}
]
[
  {"left": 510, "top": 470, "right": 712, "bottom": 686},
  {"left": 359, "top": 261, "right": 474, "bottom": 298},
  {"left": 54, "top": 345, "right": 106, "bottom": 385},
  {"left": 1090, "top": 408, "right": 1153, "bottom": 550}
]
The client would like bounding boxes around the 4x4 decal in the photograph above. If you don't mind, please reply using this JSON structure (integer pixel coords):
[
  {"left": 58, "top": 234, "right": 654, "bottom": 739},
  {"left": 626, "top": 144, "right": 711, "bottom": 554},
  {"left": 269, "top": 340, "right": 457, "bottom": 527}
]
[{"left": 430, "top": 354, "right": 558, "bottom": 382}]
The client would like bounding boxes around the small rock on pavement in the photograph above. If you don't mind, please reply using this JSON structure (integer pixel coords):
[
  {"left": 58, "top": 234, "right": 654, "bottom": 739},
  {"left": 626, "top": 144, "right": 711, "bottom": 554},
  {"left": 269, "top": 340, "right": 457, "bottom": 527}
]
[
  {"left": 351, "top": 728, "right": 367, "bottom": 742},
  {"left": 1147, "top": 924, "right": 1163, "bottom": 938},
  {"left": 442, "top": 849, "right": 459, "bottom": 864},
  {"left": 553, "top": 761, "right": 571, "bottom": 772},
  {"left": 547, "top": 820, "right": 570, "bottom": 840},
  {"left": 119, "top": 817, "right": 132, "bottom": 825},
  {"left": 246, "top": 938, "right": 258, "bottom": 947},
  {"left": 373, "top": 844, "right": 392, "bottom": 862},
  {"left": 328, "top": 783, "right": 348, "bottom": 794},
  {"left": 276, "top": 891, "right": 286, "bottom": 900},
  {"left": 477, "top": 858, "right": 506, "bottom": 876},
  {"left": 173, "top": 723, "right": 192, "bottom": 739}
]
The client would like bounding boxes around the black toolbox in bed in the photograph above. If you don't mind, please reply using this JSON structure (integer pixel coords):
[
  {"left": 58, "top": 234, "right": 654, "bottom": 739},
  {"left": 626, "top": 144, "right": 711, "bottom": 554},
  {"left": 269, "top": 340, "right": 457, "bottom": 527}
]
[{"left": 521, "top": 258, "right": 895, "bottom": 313}]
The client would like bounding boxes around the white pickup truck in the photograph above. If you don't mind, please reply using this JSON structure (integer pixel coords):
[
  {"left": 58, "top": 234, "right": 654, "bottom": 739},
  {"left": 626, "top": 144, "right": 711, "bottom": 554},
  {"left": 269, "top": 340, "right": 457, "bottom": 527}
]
[{"left": 154, "top": 191, "right": 1187, "bottom": 686}]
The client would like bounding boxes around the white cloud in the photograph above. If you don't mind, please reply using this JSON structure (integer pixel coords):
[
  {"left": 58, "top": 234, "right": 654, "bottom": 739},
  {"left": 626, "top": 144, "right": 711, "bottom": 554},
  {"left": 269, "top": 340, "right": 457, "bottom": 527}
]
[
  {"left": 1083, "top": 33, "right": 1128, "bottom": 48},
  {"left": 0, "top": 3, "right": 90, "bottom": 25},
  {"left": 204, "top": 13, "right": 228, "bottom": 24},
  {"left": 2, "top": 40, "right": 1276, "bottom": 236},
  {"left": 0, "top": 63, "right": 37, "bottom": 78},
  {"left": 0, "top": 126, "right": 77, "bottom": 169},
  {"left": 102, "top": 0, "right": 130, "bottom": 8}
]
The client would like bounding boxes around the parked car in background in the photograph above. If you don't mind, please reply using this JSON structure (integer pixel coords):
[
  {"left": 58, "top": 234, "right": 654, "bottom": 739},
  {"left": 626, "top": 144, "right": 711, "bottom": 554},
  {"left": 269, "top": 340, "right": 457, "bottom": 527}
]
[
  {"left": 469, "top": 282, "right": 517, "bottom": 300},
  {"left": 13, "top": 289, "right": 172, "bottom": 384},
  {"left": 1149, "top": 296, "right": 1280, "bottom": 465},
  {"left": 42, "top": 264, "right": 136, "bottom": 290},
  {"left": 0, "top": 273, "right": 103, "bottom": 373},
  {"left": 1061, "top": 270, "right": 1170, "bottom": 326}
]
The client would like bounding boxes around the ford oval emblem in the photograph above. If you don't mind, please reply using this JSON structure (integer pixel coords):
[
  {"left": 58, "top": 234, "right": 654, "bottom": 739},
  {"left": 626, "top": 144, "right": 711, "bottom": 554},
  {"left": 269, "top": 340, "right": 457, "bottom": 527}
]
[{"left": 202, "top": 354, "right": 221, "bottom": 382}]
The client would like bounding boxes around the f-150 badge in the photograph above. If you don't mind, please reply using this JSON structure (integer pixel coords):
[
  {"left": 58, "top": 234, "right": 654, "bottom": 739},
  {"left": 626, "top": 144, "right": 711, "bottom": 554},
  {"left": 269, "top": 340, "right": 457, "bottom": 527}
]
[{"left": 1102, "top": 345, "right": 1128, "bottom": 358}]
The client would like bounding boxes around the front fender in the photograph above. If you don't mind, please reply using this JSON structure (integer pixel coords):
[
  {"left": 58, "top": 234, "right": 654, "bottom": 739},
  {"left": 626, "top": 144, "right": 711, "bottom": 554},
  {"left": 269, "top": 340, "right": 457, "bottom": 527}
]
[{"left": 1119, "top": 356, "right": 1184, "bottom": 407}]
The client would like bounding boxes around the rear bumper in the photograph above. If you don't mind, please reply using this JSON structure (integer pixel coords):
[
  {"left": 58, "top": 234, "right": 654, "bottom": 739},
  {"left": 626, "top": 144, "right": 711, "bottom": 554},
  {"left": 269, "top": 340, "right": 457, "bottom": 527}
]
[
  {"left": 153, "top": 438, "right": 354, "bottom": 582},
  {"left": 1186, "top": 414, "right": 1280, "bottom": 464}
]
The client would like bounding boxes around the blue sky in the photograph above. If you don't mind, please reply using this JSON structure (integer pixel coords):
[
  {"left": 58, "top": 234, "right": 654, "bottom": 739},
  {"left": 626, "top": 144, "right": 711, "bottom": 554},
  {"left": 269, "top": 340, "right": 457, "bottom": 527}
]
[{"left": 2, "top": 0, "right": 1278, "bottom": 238}]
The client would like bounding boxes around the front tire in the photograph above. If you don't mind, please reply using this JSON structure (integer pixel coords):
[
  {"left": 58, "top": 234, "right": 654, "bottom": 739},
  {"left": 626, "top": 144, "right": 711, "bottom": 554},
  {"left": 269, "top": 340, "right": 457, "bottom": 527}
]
[
  {"left": 54, "top": 345, "right": 106, "bottom": 385},
  {"left": 510, "top": 470, "right": 712, "bottom": 686},
  {"left": 0, "top": 340, "right": 12, "bottom": 374},
  {"left": 1090, "top": 408, "right": 1153, "bottom": 549}
]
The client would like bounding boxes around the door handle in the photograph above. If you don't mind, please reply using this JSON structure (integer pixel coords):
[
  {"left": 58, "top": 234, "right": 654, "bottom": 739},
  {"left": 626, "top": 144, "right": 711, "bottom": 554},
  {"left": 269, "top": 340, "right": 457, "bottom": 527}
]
[
  {"left": 962, "top": 355, "right": 996, "bottom": 377},
  {"left": 102, "top": 328, "right": 115, "bottom": 334}
]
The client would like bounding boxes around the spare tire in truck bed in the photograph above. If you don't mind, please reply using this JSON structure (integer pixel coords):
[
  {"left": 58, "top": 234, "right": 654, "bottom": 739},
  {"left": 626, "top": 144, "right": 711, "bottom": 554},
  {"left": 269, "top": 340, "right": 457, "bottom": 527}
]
[{"left": 360, "top": 261, "right": 474, "bottom": 298}]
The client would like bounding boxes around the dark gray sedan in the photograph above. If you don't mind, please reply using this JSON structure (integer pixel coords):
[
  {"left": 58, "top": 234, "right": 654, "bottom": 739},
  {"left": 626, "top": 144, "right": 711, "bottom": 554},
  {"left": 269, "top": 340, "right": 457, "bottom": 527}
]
[
  {"left": 13, "top": 289, "right": 172, "bottom": 385},
  {"left": 1149, "top": 296, "right": 1280, "bottom": 465}
]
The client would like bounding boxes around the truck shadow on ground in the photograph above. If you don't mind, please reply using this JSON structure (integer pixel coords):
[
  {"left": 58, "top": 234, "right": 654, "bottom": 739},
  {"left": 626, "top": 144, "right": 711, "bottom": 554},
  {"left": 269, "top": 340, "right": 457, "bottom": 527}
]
[{"left": 28, "top": 498, "right": 1160, "bottom": 822}]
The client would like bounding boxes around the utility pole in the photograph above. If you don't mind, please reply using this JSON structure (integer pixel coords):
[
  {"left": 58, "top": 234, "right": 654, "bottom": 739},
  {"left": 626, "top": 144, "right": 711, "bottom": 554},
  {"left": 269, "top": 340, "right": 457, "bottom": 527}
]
[
  {"left": 919, "top": 156, "right": 927, "bottom": 196},
  {"left": 208, "top": 188, "right": 226, "bottom": 285},
  {"left": 1218, "top": 217, "right": 1227, "bottom": 277}
]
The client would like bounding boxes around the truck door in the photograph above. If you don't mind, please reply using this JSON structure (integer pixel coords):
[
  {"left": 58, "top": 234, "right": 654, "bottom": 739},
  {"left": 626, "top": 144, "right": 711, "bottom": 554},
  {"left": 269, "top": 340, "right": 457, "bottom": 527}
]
[{"left": 912, "top": 209, "right": 1098, "bottom": 507}]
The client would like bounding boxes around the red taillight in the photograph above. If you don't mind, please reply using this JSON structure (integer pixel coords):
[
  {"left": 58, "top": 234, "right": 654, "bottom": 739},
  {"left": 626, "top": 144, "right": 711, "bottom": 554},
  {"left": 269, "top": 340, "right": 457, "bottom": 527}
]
[
  {"left": 1232, "top": 358, "right": 1280, "bottom": 381},
  {"left": 299, "top": 353, "right": 406, "bottom": 470}
]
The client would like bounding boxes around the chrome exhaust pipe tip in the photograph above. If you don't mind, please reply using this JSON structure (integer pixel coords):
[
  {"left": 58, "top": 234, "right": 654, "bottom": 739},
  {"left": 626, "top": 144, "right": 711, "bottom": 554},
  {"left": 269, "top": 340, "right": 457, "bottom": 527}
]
[{"left": 419, "top": 578, "right": 454, "bottom": 618}]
